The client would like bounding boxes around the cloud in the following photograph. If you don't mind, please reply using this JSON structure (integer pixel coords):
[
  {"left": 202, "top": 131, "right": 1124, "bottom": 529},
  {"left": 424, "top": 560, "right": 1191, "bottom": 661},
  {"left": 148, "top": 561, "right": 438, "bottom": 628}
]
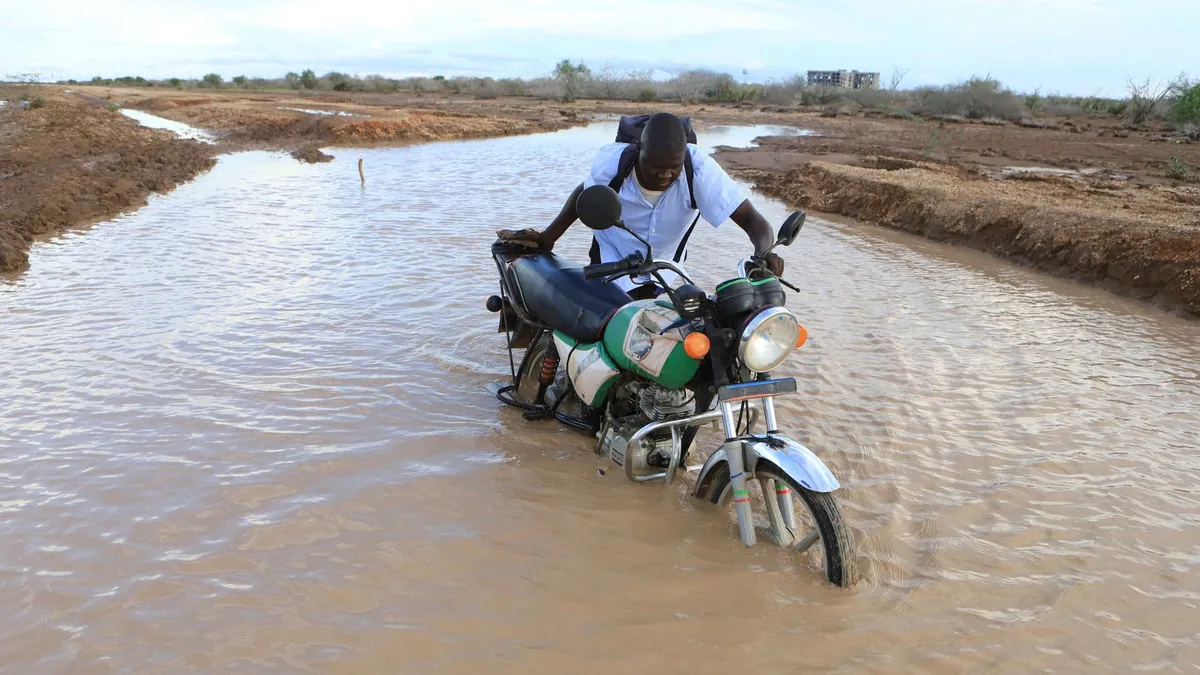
[{"left": 1, "top": 0, "right": 1194, "bottom": 95}]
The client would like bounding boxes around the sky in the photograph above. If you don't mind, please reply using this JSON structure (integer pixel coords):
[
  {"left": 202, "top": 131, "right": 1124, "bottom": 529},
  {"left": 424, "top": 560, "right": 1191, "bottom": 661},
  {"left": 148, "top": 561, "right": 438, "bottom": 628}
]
[{"left": 1, "top": 0, "right": 1195, "bottom": 96}]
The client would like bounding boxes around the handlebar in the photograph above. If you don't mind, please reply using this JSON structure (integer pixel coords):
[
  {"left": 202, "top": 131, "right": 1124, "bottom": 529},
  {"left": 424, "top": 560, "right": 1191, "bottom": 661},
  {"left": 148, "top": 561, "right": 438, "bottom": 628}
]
[{"left": 584, "top": 252, "right": 644, "bottom": 280}]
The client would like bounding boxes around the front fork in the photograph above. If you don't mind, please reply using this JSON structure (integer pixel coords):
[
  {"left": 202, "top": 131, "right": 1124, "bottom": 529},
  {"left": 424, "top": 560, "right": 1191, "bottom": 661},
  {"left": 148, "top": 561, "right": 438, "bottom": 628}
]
[{"left": 720, "top": 396, "right": 796, "bottom": 547}]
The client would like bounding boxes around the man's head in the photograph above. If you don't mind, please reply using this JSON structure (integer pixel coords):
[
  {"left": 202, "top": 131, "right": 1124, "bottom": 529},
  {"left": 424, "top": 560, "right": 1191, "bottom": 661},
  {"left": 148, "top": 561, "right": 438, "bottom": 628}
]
[{"left": 637, "top": 113, "right": 688, "bottom": 191}]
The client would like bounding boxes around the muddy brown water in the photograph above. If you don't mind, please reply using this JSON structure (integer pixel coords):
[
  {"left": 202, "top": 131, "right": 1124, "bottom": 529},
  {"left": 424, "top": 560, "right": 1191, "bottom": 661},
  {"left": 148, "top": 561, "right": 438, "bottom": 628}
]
[{"left": 2, "top": 120, "right": 1199, "bottom": 674}]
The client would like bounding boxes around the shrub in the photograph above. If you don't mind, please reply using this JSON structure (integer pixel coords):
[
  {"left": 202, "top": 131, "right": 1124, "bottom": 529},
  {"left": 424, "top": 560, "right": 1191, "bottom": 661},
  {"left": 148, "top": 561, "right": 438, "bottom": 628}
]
[
  {"left": 497, "top": 78, "right": 527, "bottom": 97},
  {"left": 201, "top": 73, "right": 223, "bottom": 89},
  {"left": 29, "top": 96, "right": 45, "bottom": 109},
  {"left": 299, "top": 69, "right": 317, "bottom": 90},
  {"left": 1166, "top": 153, "right": 1190, "bottom": 180},
  {"left": 845, "top": 87, "right": 891, "bottom": 110},
  {"left": 912, "top": 76, "right": 1026, "bottom": 121},
  {"left": 668, "top": 69, "right": 727, "bottom": 105},
  {"left": 1126, "top": 75, "right": 1185, "bottom": 125},
  {"left": 1025, "top": 88, "right": 1044, "bottom": 116},
  {"left": 168, "top": 77, "right": 182, "bottom": 89},
  {"left": 232, "top": 75, "right": 247, "bottom": 88},
  {"left": 798, "top": 86, "right": 843, "bottom": 106},
  {"left": 637, "top": 88, "right": 657, "bottom": 102},
  {"left": 1171, "top": 81, "right": 1200, "bottom": 125}
]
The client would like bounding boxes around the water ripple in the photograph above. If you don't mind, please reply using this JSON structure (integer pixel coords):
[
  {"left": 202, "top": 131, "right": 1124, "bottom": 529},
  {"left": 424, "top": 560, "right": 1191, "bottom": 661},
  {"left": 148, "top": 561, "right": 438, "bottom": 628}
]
[{"left": 1, "top": 123, "right": 1199, "bottom": 672}]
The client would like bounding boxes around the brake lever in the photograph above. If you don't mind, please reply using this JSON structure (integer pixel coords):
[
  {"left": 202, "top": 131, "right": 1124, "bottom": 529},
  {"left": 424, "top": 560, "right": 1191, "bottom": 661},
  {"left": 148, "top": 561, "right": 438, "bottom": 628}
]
[{"left": 747, "top": 256, "right": 800, "bottom": 292}]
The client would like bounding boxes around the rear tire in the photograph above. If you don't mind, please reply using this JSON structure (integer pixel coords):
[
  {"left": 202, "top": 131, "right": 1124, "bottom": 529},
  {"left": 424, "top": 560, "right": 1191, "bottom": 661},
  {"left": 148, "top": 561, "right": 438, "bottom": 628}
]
[
  {"left": 515, "top": 331, "right": 550, "bottom": 405},
  {"left": 702, "top": 461, "right": 858, "bottom": 588}
]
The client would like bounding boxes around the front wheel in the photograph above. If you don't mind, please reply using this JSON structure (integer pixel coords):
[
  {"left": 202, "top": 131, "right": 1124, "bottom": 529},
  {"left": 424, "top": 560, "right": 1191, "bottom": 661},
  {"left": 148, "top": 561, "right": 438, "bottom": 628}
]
[{"left": 702, "top": 462, "right": 858, "bottom": 588}]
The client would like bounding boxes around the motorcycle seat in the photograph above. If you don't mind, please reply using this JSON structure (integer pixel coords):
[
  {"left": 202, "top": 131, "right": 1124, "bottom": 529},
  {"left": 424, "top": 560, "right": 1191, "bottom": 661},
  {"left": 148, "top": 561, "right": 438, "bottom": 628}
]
[{"left": 507, "top": 252, "right": 632, "bottom": 344}]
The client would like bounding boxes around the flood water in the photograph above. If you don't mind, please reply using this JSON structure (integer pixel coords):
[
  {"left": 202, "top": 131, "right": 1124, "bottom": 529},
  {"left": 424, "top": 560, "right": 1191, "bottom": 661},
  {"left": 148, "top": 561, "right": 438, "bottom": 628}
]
[{"left": 2, "top": 121, "right": 1199, "bottom": 673}]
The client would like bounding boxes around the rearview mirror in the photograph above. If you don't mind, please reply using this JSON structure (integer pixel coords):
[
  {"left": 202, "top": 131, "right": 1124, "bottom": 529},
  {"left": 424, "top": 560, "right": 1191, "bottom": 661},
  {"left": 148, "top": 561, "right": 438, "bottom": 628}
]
[
  {"left": 777, "top": 211, "right": 806, "bottom": 247},
  {"left": 576, "top": 185, "right": 622, "bottom": 231}
]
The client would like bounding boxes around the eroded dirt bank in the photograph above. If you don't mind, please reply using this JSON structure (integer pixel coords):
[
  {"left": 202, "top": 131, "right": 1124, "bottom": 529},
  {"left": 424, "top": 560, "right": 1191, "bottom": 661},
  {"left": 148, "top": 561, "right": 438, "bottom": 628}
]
[
  {"left": 0, "top": 86, "right": 588, "bottom": 272},
  {"left": 93, "top": 86, "right": 586, "bottom": 162},
  {"left": 716, "top": 114, "right": 1200, "bottom": 316},
  {"left": 0, "top": 88, "right": 217, "bottom": 272}
]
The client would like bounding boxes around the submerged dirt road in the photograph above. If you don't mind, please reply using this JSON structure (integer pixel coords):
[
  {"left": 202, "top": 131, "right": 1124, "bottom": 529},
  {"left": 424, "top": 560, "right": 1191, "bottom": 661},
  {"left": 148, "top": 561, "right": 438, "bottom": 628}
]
[
  {"left": 5, "top": 85, "right": 1197, "bottom": 314},
  {"left": 2, "top": 121, "right": 1199, "bottom": 673}
]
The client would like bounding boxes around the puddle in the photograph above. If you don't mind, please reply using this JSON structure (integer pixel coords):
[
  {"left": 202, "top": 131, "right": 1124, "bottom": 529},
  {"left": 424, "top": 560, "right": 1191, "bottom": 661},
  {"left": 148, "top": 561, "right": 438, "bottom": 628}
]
[
  {"left": 998, "top": 165, "right": 1102, "bottom": 178},
  {"left": 699, "top": 125, "right": 813, "bottom": 153},
  {"left": 279, "top": 107, "right": 367, "bottom": 118},
  {"left": 118, "top": 109, "right": 217, "bottom": 144}
]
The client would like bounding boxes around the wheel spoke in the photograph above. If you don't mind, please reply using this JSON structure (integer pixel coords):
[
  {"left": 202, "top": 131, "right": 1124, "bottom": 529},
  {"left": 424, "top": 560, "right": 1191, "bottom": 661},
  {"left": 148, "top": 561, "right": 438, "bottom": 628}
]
[{"left": 794, "top": 529, "right": 820, "bottom": 554}]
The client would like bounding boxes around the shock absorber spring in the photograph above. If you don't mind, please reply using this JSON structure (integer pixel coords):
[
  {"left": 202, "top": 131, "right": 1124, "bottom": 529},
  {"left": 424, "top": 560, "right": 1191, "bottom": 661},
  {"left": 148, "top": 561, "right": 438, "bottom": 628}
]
[{"left": 538, "top": 355, "right": 560, "bottom": 386}]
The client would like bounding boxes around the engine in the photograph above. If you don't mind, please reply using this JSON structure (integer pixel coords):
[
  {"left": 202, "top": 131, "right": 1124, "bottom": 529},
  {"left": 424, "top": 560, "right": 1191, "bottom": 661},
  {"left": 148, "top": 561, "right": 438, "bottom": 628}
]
[{"left": 598, "top": 382, "right": 695, "bottom": 477}]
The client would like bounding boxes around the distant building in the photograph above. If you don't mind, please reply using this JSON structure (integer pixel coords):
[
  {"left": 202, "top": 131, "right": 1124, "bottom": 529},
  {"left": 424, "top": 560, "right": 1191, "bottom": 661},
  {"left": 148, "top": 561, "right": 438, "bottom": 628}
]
[{"left": 806, "top": 70, "right": 880, "bottom": 90}]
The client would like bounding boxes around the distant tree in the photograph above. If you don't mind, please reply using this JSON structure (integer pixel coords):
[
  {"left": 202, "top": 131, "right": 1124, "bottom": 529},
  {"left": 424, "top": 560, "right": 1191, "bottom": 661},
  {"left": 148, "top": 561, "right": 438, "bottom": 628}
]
[
  {"left": 1126, "top": 74, "right": 1186, "bottom": 125},
  {"left": 299, "top": 69, "right": 317, "bottom": 90},
  {"left": 168, "top": 77, "right": 183, "bottom": 89},
  {"left": 232, "top": 75, "right": 247, "bottom": 88},
  {"left": 201, "top": 73, "right": 223, "bottom": 89},
  {"left": 1172, "top": 80, "right": 1200, "bottom": 125},
  {"left": 91, "top": 76, "right": 104, "bottom": 85},
  {"left": 889, "top": 67, "right": 910, "bottom": 92},
  {"left": 553, "top": 59, "right": 591, "bottom": 102},
  {"left": 285, "top": 71, "right": 300, "bottom": 90}
]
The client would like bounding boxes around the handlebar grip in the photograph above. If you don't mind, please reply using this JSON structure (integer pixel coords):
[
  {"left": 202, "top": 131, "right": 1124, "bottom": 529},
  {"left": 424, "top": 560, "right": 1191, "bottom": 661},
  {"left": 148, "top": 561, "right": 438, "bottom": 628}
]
[
  {"left": 584, "top": 260, "right": 629, "bottom": 279},
  {"left": 584, "top": 252, "right": 645, "bottom": 280}
]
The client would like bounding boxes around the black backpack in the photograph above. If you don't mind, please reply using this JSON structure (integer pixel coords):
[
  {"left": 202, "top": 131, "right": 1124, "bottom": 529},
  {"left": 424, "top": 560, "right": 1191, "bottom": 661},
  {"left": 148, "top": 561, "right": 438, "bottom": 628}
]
[{"left": 589, "top": 114, "right": 701, "bottom": 265}]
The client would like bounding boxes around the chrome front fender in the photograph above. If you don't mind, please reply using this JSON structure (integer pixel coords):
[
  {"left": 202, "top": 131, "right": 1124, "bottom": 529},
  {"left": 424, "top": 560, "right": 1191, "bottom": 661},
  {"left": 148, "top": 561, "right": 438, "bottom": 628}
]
[
  {"left": 692, "top": 436, "right": 840, "bottom": 499},
  {"left": 745, "top": 436, "right": 840, "bottom": 493}
]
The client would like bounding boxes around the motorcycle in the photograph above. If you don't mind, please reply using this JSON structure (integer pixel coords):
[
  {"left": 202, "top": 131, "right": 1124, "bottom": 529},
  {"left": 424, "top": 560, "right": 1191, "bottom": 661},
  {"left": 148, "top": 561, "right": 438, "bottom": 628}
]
[{"left": 485, "top": 185, "right": 857, "bottom": 588}]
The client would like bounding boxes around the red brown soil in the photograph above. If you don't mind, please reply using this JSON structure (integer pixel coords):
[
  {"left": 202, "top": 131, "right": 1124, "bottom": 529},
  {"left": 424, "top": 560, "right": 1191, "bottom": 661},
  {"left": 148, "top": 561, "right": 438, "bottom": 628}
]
[
  {"left": 94, "top": 87, "right": 586, "bottom": 159},
  {"left": 0, "top": 87, "right": 216, "bottom": 272},
  {"left": 714, "top": 112, "right": 1200, "bottom": 317}
]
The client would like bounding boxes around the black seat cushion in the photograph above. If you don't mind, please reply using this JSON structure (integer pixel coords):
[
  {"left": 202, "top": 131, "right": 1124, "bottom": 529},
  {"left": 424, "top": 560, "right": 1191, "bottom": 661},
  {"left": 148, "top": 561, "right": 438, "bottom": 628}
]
[{"left": 508, "top": 253, "right": 632, "bottom": 344}]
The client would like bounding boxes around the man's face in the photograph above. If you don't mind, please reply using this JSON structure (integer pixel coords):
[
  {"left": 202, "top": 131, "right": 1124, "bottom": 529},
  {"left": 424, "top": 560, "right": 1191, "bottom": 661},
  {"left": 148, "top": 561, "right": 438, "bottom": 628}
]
[{"left": 637, "top": 147, "right": 685, "bottom": 192}]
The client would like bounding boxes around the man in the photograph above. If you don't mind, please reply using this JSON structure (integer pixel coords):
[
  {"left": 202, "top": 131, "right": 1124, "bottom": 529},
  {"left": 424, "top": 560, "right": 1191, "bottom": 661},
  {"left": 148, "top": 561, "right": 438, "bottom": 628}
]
[{"left": 538, "top": 112, "right": 783, "bottom": 299}]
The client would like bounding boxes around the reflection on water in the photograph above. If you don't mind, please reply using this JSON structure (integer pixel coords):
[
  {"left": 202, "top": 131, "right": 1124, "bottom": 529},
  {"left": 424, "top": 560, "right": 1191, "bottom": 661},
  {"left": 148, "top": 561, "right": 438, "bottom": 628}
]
[
  {"left": 119, "top": 108, "right": 217, "bottom": 143},
  {"left": 2, "top": 122, "right": 1200, "bottom": 673}
]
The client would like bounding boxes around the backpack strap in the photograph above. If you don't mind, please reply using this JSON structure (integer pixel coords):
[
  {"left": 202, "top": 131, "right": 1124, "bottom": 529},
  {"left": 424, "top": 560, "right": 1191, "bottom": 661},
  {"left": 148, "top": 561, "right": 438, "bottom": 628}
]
[
  {"left": 673, "top": 151, "right": 698, "bottom": 262},
  {"left": 608, "top": 144, "right": 639, "bottom": 194}
]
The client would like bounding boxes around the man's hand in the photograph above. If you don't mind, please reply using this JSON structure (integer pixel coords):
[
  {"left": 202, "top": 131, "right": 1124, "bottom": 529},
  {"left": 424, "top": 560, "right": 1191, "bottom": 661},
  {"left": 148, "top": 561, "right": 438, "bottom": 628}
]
[
  {"left": 763, "top": 252, "right": 784, "bottom": 277},
  {"left": 495, "top": 228, "right": 545, "bottom": 250}
]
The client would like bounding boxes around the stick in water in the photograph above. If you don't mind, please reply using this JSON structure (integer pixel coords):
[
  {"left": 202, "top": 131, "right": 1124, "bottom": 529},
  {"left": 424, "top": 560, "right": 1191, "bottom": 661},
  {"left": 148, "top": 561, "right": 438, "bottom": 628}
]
[{"left": 358, "top": 158, "right": 365, "bottom": 185}]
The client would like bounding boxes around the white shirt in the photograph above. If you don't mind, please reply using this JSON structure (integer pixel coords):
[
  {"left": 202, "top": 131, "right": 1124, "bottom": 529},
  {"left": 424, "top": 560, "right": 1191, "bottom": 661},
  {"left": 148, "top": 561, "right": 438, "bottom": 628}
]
[{"left": 582, "top": 143, "right": 746, "bottom": 291}]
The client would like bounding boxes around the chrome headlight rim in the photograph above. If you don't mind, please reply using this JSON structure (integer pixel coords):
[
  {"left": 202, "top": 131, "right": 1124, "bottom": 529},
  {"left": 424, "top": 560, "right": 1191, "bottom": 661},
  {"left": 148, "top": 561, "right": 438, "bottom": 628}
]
[{"left": 738, "top": 306, "right": 799, "bottom": 373}]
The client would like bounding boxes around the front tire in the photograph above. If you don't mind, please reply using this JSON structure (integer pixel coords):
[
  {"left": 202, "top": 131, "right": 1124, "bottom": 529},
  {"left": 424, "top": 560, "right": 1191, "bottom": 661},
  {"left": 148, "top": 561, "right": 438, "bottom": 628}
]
[{"left": 702, "top": 461, "right": 858, "bottom": 588}]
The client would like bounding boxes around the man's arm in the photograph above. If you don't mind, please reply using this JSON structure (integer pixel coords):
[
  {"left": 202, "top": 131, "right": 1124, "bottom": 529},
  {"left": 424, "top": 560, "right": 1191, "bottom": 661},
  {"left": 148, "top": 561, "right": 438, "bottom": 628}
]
[
  {"left": 539, "top": 182, "right": 584, "bottom": 251},
  {"left": 730, "top": 199, "right": 784, "bottom": 275}
]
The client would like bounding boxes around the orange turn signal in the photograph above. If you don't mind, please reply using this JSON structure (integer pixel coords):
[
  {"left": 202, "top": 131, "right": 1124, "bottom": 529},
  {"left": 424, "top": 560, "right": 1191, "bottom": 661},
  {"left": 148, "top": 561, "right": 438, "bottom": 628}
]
[
  {"left": 684, "top": 332, "right": 711, "bottom": 359},
  {"left": 795, "top": 324, "right": 808, "bottom": 349}
]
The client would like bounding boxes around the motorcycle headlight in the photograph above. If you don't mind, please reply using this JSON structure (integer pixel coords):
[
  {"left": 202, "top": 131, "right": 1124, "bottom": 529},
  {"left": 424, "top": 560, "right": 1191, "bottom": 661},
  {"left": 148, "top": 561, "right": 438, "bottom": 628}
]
[{"left": 738, "top": 307, "right": 799, "bottom": 373}]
